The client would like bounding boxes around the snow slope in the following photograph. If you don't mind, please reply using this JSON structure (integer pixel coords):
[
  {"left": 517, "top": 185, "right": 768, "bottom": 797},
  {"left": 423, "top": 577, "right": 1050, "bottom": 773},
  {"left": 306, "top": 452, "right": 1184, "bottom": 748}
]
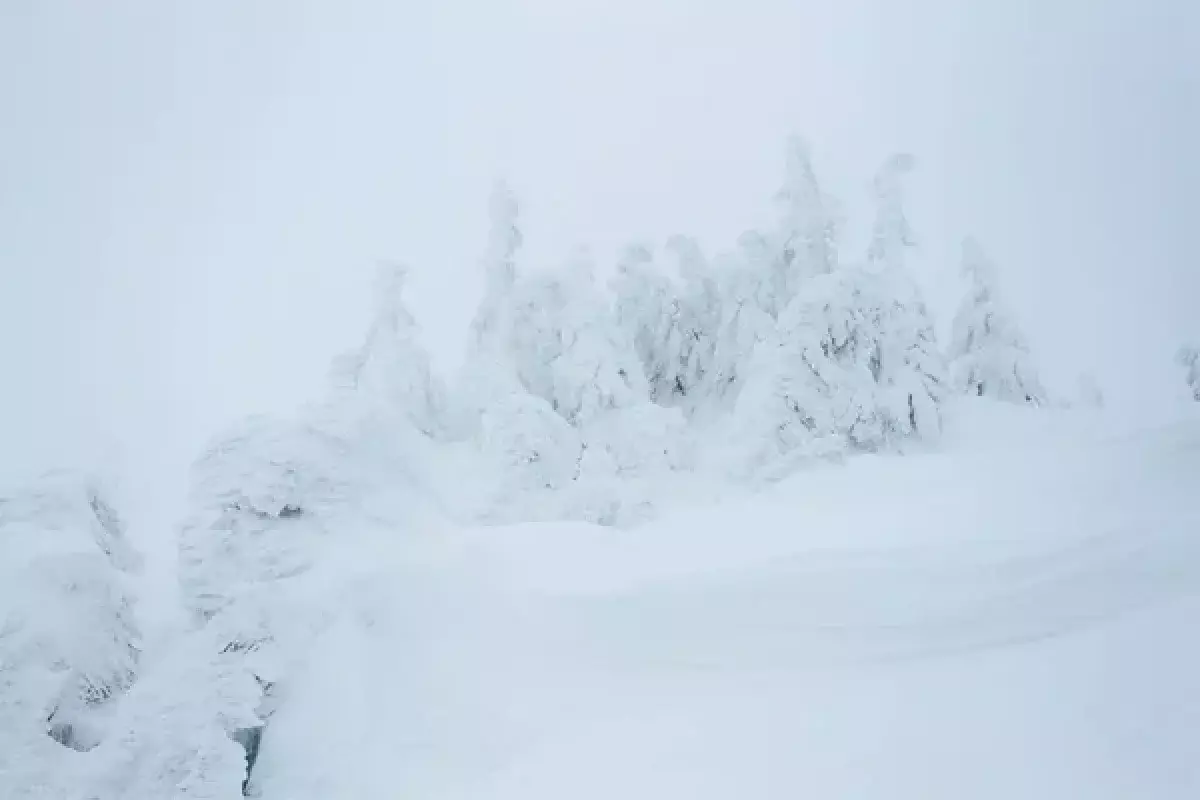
[{"left": 249, "top": 409, "right": 1200, "bottom": 799}]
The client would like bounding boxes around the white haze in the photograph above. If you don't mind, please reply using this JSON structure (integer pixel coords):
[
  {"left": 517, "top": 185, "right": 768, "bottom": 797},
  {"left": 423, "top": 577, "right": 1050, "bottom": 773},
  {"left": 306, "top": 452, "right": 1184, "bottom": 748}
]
[{"left": 1, "top": 0, "right": 1196, "bottom": 522}]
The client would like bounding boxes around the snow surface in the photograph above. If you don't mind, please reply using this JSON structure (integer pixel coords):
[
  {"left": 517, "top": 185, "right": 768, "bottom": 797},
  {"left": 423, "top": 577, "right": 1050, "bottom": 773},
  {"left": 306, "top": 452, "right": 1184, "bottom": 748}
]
[{"left": 236, "top": 404, "right": 1200, "bottom": 799}]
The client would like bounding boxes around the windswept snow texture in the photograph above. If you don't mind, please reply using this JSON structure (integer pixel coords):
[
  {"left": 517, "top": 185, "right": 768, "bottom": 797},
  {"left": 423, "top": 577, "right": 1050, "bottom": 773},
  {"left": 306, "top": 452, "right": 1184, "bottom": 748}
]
[{"left": 249, "top": 413, "right": 1200, "bottom": 800}]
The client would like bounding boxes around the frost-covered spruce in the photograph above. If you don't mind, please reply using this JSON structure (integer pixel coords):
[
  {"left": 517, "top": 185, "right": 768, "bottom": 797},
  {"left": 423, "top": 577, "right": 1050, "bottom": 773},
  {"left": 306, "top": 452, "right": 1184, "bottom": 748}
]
[
  {"left": 665, "top": 235, "right": 723, "bottom": 413},
  {"left": 548, "top": 248, "right": 647, "bottom": 424},
  {"left": 0, "top": 471, "right": 141, "bottom": 796},
  {"left": 454, "top": 180, "right": 527, "bottom": 436},
  {"left": 948, "top": 238, "right": 1046, "bottom": 405},
  {"left": 328, "top": 262, "right": 446, "bottom": 436},
  {"left": 865, "top": 153, "right": 947, "bottom": 441},
  {"left": 477, "top": 390, "right": 582, "bottom": 494},
  {"left": 470, "top": 180, "right": 522, "bottom": 350},
  {"left": 505, "top": 247, "right": 647, "bottom": 426},
  {"left": 706, "top": 247, "right": 773, "bottom": 411},
  {"left": 734, "top": 268, "right": 882, "bottom": 474},
  {"left": 610, "top": 243, "right": 678, "bottom": 405},
  {"left": 769, "top": 136, "right": 839, "bottom": 312}
]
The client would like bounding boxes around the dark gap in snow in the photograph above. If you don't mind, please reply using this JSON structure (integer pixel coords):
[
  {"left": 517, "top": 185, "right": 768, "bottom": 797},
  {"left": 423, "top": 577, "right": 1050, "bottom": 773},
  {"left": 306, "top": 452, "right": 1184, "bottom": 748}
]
[
  {"left": 46, "top": 712, "right": 95, "bottom": 753},
  {"left": 46, "top": 720, "right": 89, "bottom": 752},
  {"left": 232, "top": 725, "right": 264, "bottom": 795}
]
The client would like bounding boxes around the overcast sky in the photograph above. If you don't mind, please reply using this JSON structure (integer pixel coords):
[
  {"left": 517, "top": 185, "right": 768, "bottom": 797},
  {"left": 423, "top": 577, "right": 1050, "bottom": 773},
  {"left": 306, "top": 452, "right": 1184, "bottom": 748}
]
[{"left": 2, "top": 1, "right": 1197, "bottom": 526}]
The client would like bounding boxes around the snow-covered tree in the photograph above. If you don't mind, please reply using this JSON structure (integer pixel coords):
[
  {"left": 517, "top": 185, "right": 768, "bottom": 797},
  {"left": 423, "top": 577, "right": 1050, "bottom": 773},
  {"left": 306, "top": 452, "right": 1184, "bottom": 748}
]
[
  {"left": 546, "top": 248, "right": 647, "bottom": 424},
  {"left": 865, "top": 154, "right": 947, "bottom": 441},
  {"left": 506, "top": 271, "right": 568, "bottom": 410},
  {"left": 329, "top": 262, "right": 445, "bottom": 436},
  {"left": 734, "top": 268, "right": 884, "bottom": 474},
  {"left": 874, "top": 278, "right": 946, "bottom": 441},
  {"left": 665, "top": 235, "right": 722, "bottom": 413},
  {"left": 1, "top": 472, "right": 141, "bottom": 797},
  {"left": 455, "top": 181, "right": 528, "bottom": 436},
  {"left": 477, "top": 391, "right": 583, "bottom": 515},
  {"left": 171, "top": 401, "right": 440, "bottom": 798},
  {"left": 506, "top": 247, "right": 648, "bottom": 426},
  {"left": 731, "top": 154, "right": 947, "bottom": 476},
  {"left": 80, "top": 609, "right": 274, "bottom": 800},
  {"left": 770, "top": 136, "right": 839, "bottom": 311},
  {"left": 610, "top": 243, "right": 678, "bottom": 404},
  {"left": 947, "top": 238, "right": 1046, "bottom": 405},
  {"left": 867, "top": 153, "right": 918, "bottom": 272},
  {"left": 704, "top": 250, "right": 773, "bottom": 411},
  {"left": 1177, "top": 345, "right": 1200, "bottom": 401},
  {"left": 471, "top": 180, "right": 522, "bottom": 348}
]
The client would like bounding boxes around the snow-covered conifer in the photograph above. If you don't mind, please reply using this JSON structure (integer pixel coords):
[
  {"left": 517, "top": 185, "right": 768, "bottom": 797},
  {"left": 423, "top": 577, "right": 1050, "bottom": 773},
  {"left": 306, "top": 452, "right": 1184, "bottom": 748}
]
[
  {"left": 867, "top": 153, "right": 918, "bottom": 272},
  {"left": 706, "top": 249, "right": 772, "bottom": 410},
  {"left": 666, "top": 235, "right": 722, "bottom": 413},
  {"left": 865, "top": 154, "right": 947, "bottom": 441},
  {"left": 947, "top": 238, "right": 1046, "bottom": 405},
  {"left": 547, "top": 248, "right": 647, "bottom": 424},
  {"left": 771, "top": 136, "right": 839, "bottom": 309},
  {"left": 1, "top": 472, "right": 141, "bottom": 796},
  {"left": 330, "top": 262, "right": 445, "bottom": 436},
  {"left": 478, "top": 391, "right": 582, "bottom": 499},
  {"left": 469, "top": 180, "right": 522, "bottom": 349},
  {"left": 506, "top": 270, "right": 568, "bottom": 409},
  {"left": 734, "top": 268, "right": 884, "bottom": 474},
  {"left": 610, "top": 243, "right": 678, "bottom": 404},
  {"left": 454, "top": 181, "right": 528, "bottom": 435}
]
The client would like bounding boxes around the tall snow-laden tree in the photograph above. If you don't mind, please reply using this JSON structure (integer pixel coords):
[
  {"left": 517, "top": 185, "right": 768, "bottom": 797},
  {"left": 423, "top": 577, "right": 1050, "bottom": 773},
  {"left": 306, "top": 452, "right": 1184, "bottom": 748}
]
[
  {"left": 471, "top": 180, "right": 522, "bottom": 348},
  {"left": 547, "top": 248, "right": 647, "bottom": 425},
  {"left": 867, "top": 153, "right": 918, "bottom": 272},
  {"left": 1, "top": 471, "right": 141, "bottom": 798},
  {"left": 874, "top": 275, "right": 946, "bottom": 441},
  {"left": 507, "top": 271, "right": 568, "bottom": 411},
  {"left": 329, "top": 262, "right": 445, "bottom": 436},
  {"left": 505, "top": 246, "right": 646, "bottom": 426},
  {"left": 1177, "top": 345, "right": 1200, "bottom": 401},
  {"left": 455, "top": 180, "right": 529, "bottom": 436},
  {"left": 734, "top": 268, "right": 885, "bottom": 475},
  {"left": 865, "top": 154, "right": 947, "bottom": 441},
  {"left": 947, "top": 238, "right": 1046, "bottom": 405},
  {"left": 610, "top": 243, "right": 678, "bottom": 404},
  {"left": 666, "top": 235, "right": 722, "bottom": 413},
  {"left": 705, "top": 247, "right": 773, "bottom": 411},
  {"left": 770, "top": 136, "right": 839, "bottom": 313}
]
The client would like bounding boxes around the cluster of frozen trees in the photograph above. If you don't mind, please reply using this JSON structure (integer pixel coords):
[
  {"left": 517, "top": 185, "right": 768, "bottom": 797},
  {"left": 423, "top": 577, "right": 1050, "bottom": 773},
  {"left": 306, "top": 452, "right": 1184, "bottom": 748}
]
[
  {"left": 9, "top": 136, "right": 1180, "bottom": 800},
  {"left": 436, "top": 139, "right": 1052, "bottom": 492},
  {"left": 168, "top": 139, "right": 1061, "bottom": 556}
]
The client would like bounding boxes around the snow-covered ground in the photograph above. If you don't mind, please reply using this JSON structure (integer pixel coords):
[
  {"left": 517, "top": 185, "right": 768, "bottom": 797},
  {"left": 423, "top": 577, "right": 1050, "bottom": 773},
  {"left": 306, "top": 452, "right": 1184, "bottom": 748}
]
[{"left": 244, "top": 405, "right": 1200, "bottom": 799}]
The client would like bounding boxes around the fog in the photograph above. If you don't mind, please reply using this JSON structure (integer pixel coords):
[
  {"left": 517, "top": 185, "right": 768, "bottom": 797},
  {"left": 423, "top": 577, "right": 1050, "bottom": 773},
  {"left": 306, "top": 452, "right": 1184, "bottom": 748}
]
[{"left": 2, "top": 0, "right": 1196, "bottom": 530}]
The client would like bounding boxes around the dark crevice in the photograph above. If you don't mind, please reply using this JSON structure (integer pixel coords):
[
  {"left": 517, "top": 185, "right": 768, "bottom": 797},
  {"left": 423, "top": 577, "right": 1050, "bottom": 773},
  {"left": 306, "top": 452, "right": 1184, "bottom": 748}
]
[{"left": 231, "top": 725, "right": 264, "bottom": 795}]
